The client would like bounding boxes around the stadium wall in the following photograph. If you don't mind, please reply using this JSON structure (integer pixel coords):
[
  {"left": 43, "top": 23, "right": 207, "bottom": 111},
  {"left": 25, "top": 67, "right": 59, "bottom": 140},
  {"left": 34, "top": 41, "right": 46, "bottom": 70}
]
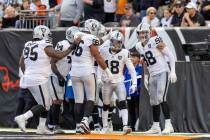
[{"left": 0, "top": 28, "right": 209, "bottom": 133}]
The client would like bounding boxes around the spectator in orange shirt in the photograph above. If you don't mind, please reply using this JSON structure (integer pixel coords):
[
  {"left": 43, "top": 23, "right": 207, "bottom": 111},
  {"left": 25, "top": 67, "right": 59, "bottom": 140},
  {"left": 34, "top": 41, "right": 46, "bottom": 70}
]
[
  {"left": 35, "top": 0, "right": 47, "bottom": 16},
  {"left": 115, "top": 0, "right": 127, "bottom": 22}
]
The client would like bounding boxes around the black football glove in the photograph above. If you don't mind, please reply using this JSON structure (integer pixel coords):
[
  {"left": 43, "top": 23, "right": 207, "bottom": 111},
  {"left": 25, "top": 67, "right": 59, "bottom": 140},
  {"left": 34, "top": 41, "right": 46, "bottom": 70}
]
[{"left": 57, "top": 75, "right": 65, "bottom": 87}]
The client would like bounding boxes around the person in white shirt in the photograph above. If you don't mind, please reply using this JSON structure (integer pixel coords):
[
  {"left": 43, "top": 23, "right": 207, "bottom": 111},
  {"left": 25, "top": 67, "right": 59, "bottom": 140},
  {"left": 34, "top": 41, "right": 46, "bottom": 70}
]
[
  {"left": 141, "top": 7, "right": 160, "bottom": 27},
  {"left": 98, "top": 30, "right": 137, "bottom": 135},
  {"left": 104, "top": 0, "right": 117, "bottom": 22},
  {"left": 47, "top": 26, "right": 80, "bottom": 134},
  {"left": 161, "top": 9, "right": 172, "bottom": 27},
  {"left": 70, "top": 19, "right": 113, "bottom": 134},
  {"left": 135, "top": 23, "right": 177, "bottom": 134},
  {"left": 14, "top": 25, "right": 74, "bottom": 135}
]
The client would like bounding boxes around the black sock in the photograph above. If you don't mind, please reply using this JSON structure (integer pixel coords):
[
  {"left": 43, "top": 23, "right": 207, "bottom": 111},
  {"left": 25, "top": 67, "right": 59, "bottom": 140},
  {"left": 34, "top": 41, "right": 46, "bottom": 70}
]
[
  {"left": 161, "top": 102, "right": 170, "bottom": 119},
  {"left": 74, "top": 103, "right": 83, "bottom": 123},
  {"left": 16, "top": 98, "right": 25, "bottom": 115},
  {"left": 84, "top": 100, "right": 94, "bottom": 118},
  {"left": 152, "top": 105, "right": 160, "bottom": 122},
  {"left": 92, "top": 105, "right": 99, "bottom": 125},
  {"left": 52, "top": 104, "right": 61, "bottom": 126},
  {"left": 108, "top": 106, "right": 114, "bottom": 122},
  {"left": 40, "top": 110, "right": 48, "bottom": 118},
  {"left": 48, "top": 106, "right": 53, "bottom": 126},
  {"left": 31, "top": 105, "right": 46, "bottom": 116}
]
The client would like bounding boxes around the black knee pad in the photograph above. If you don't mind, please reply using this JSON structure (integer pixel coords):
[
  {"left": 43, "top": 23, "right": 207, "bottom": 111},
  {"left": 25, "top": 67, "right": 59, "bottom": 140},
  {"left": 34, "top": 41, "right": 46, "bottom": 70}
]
[
  {"left": 31, "top": 105, "right": 46, "bottom": 116},
  {"left": 152, "top": 105, "right": 160, "bottom": 122},
  {"left": 103, "top": 104, "right": 110, "bottom": 111},
  {"left": 118, "top": 100, "right": 127, "bottom": 110}
]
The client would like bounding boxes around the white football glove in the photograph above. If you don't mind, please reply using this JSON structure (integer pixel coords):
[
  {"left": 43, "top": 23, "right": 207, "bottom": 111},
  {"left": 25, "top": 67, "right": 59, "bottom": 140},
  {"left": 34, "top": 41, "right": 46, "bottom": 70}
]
[
  {"left": 105, "top": 68, "right": 113, "bottom": 82},
  {"left": 144, "top": 74, "right": 149, "bottom": 90},
  {"left": 169, "top": 72, "right": 177, "bottom": 83},
  {"left": 129, "top": 84, "right": 137, "bottom": 94}
]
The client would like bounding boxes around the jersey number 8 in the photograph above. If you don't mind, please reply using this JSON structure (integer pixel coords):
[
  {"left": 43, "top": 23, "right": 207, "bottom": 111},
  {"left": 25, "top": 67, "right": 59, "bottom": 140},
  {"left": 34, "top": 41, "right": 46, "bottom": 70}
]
[
  {"left": 142, "top": 51, "right": 156, "bottom": 66},
  {"left": 105, "top": 60, "right": 119, "bottom": 74}
]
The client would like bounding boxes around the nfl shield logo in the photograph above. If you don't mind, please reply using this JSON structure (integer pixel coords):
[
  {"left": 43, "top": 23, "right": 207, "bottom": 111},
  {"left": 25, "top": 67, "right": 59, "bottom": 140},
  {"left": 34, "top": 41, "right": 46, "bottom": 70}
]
[{"left": 118, "top": 56, "right": 122, "bottom": 60}]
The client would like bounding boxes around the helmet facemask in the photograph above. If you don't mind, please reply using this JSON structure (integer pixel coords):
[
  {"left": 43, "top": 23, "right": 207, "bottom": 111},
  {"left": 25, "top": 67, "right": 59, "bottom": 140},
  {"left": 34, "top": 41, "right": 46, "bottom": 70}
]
[
  {"left": 45, "top": 32, "right": 52, "bottom": 43},
  {"left": 111, "top": 39, "right": 123, "bottom": 52},
  {"left": 137, "top": 31, "right": 150, "bottom": 43},
  {"left": 66, "top": 26, "right": 80, "bottom": 43},
  {"left": 84, "top": 19, "right": 100, "bottom": 36}
]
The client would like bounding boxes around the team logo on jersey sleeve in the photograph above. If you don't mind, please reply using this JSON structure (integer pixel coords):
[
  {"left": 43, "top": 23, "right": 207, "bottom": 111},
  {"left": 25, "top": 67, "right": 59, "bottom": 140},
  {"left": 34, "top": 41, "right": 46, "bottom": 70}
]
[{"left": 118, "top": 56, "right": 122, "bottom": 60}]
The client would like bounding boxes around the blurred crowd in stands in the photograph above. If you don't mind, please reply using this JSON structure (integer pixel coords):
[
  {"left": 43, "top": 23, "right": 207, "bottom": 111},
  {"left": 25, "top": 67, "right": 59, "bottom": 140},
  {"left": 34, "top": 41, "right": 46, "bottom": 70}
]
[{"left": 0, "top": 0, "right": 209, "bottom": 29}]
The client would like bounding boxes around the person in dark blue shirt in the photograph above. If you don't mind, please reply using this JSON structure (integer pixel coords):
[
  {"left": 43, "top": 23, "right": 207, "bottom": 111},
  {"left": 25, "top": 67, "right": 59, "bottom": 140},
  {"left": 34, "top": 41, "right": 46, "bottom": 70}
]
[{"left": 124, "top": 49, "right": 142, "bottom": 131}]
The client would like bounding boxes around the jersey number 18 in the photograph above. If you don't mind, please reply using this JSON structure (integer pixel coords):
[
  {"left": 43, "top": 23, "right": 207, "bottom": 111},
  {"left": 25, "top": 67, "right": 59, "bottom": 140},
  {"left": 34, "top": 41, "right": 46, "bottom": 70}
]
[{"left": 105, "top": 60, "right": 119, "bottom": 74}]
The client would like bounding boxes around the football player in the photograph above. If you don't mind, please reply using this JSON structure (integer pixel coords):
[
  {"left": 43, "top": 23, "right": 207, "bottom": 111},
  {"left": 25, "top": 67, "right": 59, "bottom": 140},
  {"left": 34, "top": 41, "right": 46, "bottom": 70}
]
[
  {"left": 135, "top": 23, "right": 177, "bottom": 134},
  {"left": 70, "top": 21, "right": 113, "bottom": 134},
  {"left": 98, "top": 30, "right": 137, "bottom": 134},
  {"left": 82, "top": 19, "right": 112, "bottom": 133},
  {"left": 48, "top": 26, "right": 80, "bottom": 133},
  {"left": 14, "top": 25, "right": 75, "bottom": 134}
]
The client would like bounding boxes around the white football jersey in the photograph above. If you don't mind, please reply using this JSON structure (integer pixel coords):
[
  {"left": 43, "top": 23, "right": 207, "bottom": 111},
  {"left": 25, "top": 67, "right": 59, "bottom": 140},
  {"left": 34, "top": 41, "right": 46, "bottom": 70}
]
[
  {"left": 70, "top": 33, "right": 100, "bottom": 77},
  {"left": 99, "top": 39, "right": 111, "bottom": 51},
  {"left": 100, "top": 47, "right": 131, "bottom": 83},
  {"left": 135, "top": 36, "right": 169, "bottom": 76},
  {"left": 53, "top": 40, "right": 71, "bottom": 79},
  {"left": 20, "top": 40, "right": 53, "bottom": 87}
]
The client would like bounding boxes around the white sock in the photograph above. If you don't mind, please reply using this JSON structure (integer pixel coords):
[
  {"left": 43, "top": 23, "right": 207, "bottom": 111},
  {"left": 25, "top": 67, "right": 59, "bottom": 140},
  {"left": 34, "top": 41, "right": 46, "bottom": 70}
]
[
  {"left": 153, "top": 122, "right": 160, "bottom": 127},
  {"left": 23, "top": 110, "right": 33, "bottom": 120},
  {"left": 76, "top": 123, "right": 80, "bottom": 128},
  {"left": 165, "top": 119, "right": 171, "bottom": 124},
  {"left": 120, "top": 109, "right": 128, "bottom": 126},
  {"left": 102, "top": 110, "right": 108, "bottom": 127},
  {"left": 38, "top": 117, "right": 47, "bottom": 128}
]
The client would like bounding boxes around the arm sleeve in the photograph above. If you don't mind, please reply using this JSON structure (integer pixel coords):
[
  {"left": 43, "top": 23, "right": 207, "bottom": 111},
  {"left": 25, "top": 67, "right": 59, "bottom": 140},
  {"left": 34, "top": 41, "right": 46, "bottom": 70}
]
[
  {"left": 125, "top": 56, "right": 137, "bottom": 85},
  {"left": 161, "top": 46, "right": 176, "bottom": 74}
]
